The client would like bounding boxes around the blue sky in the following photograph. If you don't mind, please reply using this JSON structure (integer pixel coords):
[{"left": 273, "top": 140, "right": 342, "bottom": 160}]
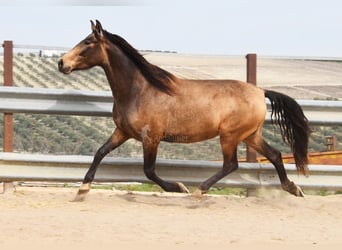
[{"left": 0, "top": 0, "right": 341, "bottom": 57}]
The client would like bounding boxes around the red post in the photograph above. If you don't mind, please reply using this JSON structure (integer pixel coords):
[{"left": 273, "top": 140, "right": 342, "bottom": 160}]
[
  {"left": 246, "top": 54, "right": 257, "bottom": 162},
  {"left": 3, "top": 41, "right": 14, "bottom": 152}
]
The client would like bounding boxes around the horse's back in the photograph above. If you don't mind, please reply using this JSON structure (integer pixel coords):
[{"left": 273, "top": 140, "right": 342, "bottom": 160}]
[{"left": 179, "top": 79, "right": 266, "bottom": 117}]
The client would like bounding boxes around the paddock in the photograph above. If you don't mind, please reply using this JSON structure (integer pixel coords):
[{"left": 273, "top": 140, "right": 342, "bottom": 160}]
[{"left": 1, "top": 186, "right": 341, "bottom": 250}]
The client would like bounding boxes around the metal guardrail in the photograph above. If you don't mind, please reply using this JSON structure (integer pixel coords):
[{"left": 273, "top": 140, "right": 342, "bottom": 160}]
[
  {"left": 1, "top": 86, "right": 342, "bottom": 125},
  {"left": 0, "top": 86, "right": 113, "bottom": 117},
  {"left": 0, "top": 152, "right": 341, "bottom": 191},
  {"left": 0, "top": 86, "right": 342, "bottom": 192}
]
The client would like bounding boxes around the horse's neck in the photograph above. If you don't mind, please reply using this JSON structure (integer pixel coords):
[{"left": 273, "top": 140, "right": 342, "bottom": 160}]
[{"left": 102, "top": 47, "right": 139, "bottom": 102}]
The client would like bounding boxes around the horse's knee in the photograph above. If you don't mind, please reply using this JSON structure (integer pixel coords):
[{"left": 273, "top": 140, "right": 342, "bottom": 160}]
[{"left": 222, "top": 161, "right": 238, "bottom": 175}]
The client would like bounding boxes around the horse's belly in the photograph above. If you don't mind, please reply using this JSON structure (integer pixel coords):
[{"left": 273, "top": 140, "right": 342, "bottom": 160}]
[{"left": 161, "top": 130, "right": 218, "bottom": 143}]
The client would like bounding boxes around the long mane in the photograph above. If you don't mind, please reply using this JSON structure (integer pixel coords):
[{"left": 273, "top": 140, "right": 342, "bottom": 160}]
[{"left": 103, "top": 30, "right": 176, "bottom": 95}]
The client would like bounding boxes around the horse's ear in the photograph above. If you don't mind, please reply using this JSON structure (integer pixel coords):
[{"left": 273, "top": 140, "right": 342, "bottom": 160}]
[
  {"left": 95, "top": 20, "right": 103, "bottom": 33},
  {"left": 90, "top": 20, "right": 103, "bottom": 38},
  {"left": 90, "top": 20, "right": 96, "bottom": 32},
  {"left": 94, "top": 20, "right": 104, "bottom": 37}
]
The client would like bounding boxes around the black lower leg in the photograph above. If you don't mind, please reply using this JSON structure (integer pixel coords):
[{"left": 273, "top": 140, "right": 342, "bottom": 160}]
[
  {"left": 83, "top": 129, "right": 128, "bottom": 184},
  {"left": 145, "top": 167, "right": 185, "bottom": 192},
  {"left": 143, "top": 142, "right": 187, "bottom": 193},
  {"left": 198, "top": 152, "right": 238, "bottom": 193},
  {"left": 83, "top": 140, "right": 113, "bottom": 183},
  {"left": 259, "top": 141, "right": 290, "bottom": 184},
  {"left": 247, "top": 139, "right": 303, "bottom": 196}
]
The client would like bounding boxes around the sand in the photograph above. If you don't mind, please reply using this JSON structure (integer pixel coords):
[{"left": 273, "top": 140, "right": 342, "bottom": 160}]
[{"left": 0, "top": 186, "right": 341, "bottom": 250}]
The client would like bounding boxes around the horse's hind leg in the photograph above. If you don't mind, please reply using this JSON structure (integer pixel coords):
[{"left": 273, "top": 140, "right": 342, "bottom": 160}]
[
  {"left": 244, "top": 132, "right": 304, "bottom": 197},
  {"left": 193, "top": 137, "right": 238, "bottom": 199},
  {"left": 143, "top": 141, "right": 189, "bottom": 193},
  {"left": 73, "top": 128, "right": 129, "bottom": 201}
]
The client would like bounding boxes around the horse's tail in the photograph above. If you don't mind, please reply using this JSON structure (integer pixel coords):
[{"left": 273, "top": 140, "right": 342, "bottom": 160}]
[{"left": 264, "top": 90, "right": 310, "bottom": 175}]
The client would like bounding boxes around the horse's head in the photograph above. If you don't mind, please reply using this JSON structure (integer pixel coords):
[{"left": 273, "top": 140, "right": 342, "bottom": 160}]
[{"left": 58, "top": 20, "right": 106, "bottom": 74}]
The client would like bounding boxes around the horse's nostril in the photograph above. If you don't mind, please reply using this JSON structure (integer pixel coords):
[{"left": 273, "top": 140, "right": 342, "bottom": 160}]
[
  {"left": 58, "top": 59, "right": 63, "bottom": 70},
  {"left": 58, "top": 59, "right": 72, "bottom": 74}
]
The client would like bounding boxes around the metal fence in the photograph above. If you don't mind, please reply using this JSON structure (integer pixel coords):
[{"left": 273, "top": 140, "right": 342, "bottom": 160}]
[
  {"left": 1, "top": 86, "right": 342, "bottom": 124},
  {"left": 0, "top": 86, "right": 342, "bottom": 192},
  {"left": 0, "top": 152, "right": 341, "bottom": 192}
]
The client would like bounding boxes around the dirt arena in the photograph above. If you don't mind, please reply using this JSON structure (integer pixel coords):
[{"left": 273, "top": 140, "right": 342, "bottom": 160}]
[{"left": 0, "top": 186, "right": 341, "bottom": 250}]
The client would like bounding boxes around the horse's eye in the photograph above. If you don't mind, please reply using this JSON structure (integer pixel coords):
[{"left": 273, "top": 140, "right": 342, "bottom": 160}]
[{"left": 84, "top": 40, "right": 92, "bottom": 45}]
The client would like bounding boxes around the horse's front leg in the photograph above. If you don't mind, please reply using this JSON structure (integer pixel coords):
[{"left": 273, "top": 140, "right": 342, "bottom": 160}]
[
  {"left": 73, "top": 128, "right": 129, "bottom": 201},
  {"left": 143, "top": 140, "right": 189, "bottom": 193}
]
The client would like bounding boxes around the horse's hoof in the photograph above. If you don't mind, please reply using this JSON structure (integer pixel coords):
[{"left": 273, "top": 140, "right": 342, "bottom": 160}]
[
  {"left": 191, "top": 188, "right": 204, "bottom": 200},
  {"left": 295, "top": 185, "right": 305, "bottom": 197},
  {"left": 282, "top": 181, "right": 304, "bottom": 197},
  {"left": 71, "top": 183, "right": 90, "bottom": 202},
  {"left": 176, "top": 182, "right": 190, "bottom": 193}
]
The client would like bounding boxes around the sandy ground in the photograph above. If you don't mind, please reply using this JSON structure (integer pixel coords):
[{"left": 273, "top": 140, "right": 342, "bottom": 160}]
[{"left": 0, "top": 186, "right": 342, "bottom": 250}]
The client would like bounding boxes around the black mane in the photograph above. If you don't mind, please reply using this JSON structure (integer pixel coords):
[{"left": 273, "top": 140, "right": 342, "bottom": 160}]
[{"left": 103, "top": 30, "right": 176, "bottom": 95}]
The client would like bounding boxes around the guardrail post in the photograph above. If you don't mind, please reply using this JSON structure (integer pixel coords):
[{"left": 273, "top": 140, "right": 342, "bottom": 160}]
[
  {"left": 245, "top": 54, "right": 257, "bottom": 163},
  {"left": 3, "top": 41, "right": 14, "bottom": 152},
  {"left": 245, "top": 54, "right": 258, "bottom": 196},
  {"left": 2, "top": 40, "right": 14, "bottom": 194}
]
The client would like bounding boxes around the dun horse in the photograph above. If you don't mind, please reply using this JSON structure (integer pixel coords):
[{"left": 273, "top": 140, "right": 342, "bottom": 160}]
[{"left": 58, "top": 20, "right": 310, "bottom": 201}]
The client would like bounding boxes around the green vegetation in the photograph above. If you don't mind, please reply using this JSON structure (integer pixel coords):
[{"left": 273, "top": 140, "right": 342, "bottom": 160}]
[
  {"left": 67, "top": 183, "right": 341, "bottom": 196},
  {"left": 4, "top": 112, "right": 339, "bottom": 159},
  {"left": 82, "top": 182, "right": 247, "bottom": 196},
  {"left": 114, "top": 183, "right": 164, "bottom": 193}
]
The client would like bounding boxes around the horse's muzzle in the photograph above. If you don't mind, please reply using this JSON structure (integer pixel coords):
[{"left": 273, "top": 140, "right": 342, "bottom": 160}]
[{"left": 58, "top": 59, "right": 72, "bottom": 74}]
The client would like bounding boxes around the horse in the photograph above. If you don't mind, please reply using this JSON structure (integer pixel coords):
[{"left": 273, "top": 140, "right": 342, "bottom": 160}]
[{"left": 58, "top": 20, "right": 310, "bottom": 201}]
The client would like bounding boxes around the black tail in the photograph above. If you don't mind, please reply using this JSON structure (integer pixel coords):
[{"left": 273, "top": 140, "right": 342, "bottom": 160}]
[{"left": 265, "top": 90, "right": 310, "bottom": 175}]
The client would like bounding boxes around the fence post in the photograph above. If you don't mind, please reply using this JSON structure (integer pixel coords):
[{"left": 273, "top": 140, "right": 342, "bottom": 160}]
[
  {"left": 2, "top": 41, "right": 15, "bottom": 194},
  {"left": 245, "top": 54, "right": 258, "bottom": 196},
  {"left": 3, "top": 41, "right": 14, "bottom": 153},
  {"left": 245, "top": 54, "right": 257, "bottom": 163}
]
